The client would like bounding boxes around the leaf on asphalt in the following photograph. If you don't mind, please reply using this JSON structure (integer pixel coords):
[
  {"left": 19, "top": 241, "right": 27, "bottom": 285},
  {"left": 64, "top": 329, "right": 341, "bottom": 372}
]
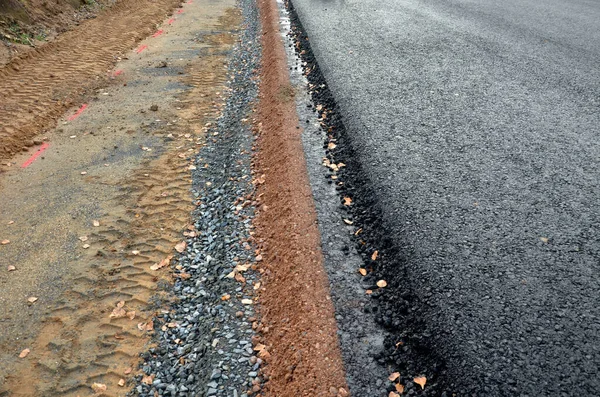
[
  {"left": 118, "top": 379, "right": 126, "bottom": 387},
  {"left": 1, "top": 239, "right": 10, "bottom": 245},
  {"left": 395, "top": 383, "right": 405, "bottom": 393},
  {"left": 241, "top": 299, "right": 253, "bottom": 305},
  {"left": 141, "top": 374, "right": 154, "bottom": 385},
  {"left": 366, "top": 289, "right": 373, "bottom": 295},
  {"left": 343, "top": 197, "right": 352, "bottom": 206},
  {"left": 150, "top": 255, "right": 173, "bottom": 271},
  {"left": 354, "top": 228, "right": 362, "bottom": 236},
  {"left": 7, "top": 265, "right": 16, "bottom": 271},
  {"left": 19, "top": 348, "right": 30, "bottom": 358},
  {"left": 174, "top": 241, "right": 186, "bottom": 253},
  {"left": 389, "top": 372, "right": 400, "bottom": 382},
  {"left": 93, "top": 220, "right": 100, "bottom": 227},
  {"left": 221, "top": 294, "right": 231, "bottom": 301},
  {"left": 372, "top": 250, "right": 379, "bottom": 260},
  {"left": 414, "top": 376, "right": 426, "bottom": 389},
  {"left": 27, "top": 297, "right": 38, "bottom": 303},
  {"left": 359, "top": 268, "right": 367, "bottom": 276},
  {"left": 328, "top": 142, "right": 337, "bottom": 150},
  {"left": 79, "top": 236, "right": 88, "bottom": 242},
  {"left": 540, "top": 237, "right": 549, "bottom": 243},
  {"left": 127, "top": 311, "right": 136, "bottom": 320},
  {"left": 91, "top": 383, "right": 107, "bottom": 392},
  {"left": 377, "top": 280, "right": 388, "bottom": 288},
  {"left": 343, "top": 219, "right": 353, "bottom": 225}
]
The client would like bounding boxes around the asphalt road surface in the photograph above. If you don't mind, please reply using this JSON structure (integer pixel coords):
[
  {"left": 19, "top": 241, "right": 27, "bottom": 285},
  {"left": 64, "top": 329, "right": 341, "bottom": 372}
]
[{"left": 290, "top": 0, "right": 600, "bottom": 395}]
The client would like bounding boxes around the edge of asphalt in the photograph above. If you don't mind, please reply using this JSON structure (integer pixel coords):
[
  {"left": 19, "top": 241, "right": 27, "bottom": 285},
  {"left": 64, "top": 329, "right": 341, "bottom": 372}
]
[{"left": 273, "top": 0, "right": 392, "bottom": 396}]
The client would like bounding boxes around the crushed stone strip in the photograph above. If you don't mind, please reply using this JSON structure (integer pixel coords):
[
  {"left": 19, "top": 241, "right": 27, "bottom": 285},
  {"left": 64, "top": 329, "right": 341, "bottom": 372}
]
[{"left": 130, "top": 1, "right": 262, "bottom": 396}]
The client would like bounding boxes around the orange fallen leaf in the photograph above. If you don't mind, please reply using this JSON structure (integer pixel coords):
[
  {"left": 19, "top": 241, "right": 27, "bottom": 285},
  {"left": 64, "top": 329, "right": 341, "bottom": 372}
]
[
  {"left": 366, "top": 289, "right": 373, "bottom": 295},
  {"left": 141, "top": 374, "right": 154, "bottom": 385},
  {"left": 389, "top": 372, "right": 400, "bottom": 381},
  {"left": 150, "top": 255, "right": 173, "bottom": 271},
  {"left": 414, "top": 376, "right": 426, "bottom": 389},
  {"left": 328, "top": 142, "right": 337, "bottom": 150},
  {"left": 372, "top": 250, "right": 379, "bottom": 260},
  {"left": 377, "top": 280, "right": 388, "bottom": 288},
  {"left": 395, "top": 383, "right": 404, "bottom": 393},
  {"left": 358, "top": 268, "right": 367, "bottom": 276},
  {"left": 7, "top": 265, "right": 16, "bottom": 271},
  {"left": 221, "top": 294, "right": 231, "bottom": 301},
  {"left": 174, "top": 241, "right": 186, "bottom": 253},
  {"left": 343, "top": 197, "right": 352, "bottom": 206},
  {"left": 1, "top": 239, "right": 10, "bottom": 245},
  {"left": 91, "top": 383, "right": 107, "bottom": 392},
  {"left": 19, "top": 348, "right": 30, "bottom": 358},
  {"left": 110, "top": 301, "right": 127, "bottom": 318},
  {"left": 235, "top": 273, "right": 246, "bottom": 283}
]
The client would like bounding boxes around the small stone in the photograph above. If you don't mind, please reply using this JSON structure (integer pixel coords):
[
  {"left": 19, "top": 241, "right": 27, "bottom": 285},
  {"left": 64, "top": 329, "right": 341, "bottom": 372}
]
[{"left": 150, "top": 105, "right": 159, "bottom": 111}]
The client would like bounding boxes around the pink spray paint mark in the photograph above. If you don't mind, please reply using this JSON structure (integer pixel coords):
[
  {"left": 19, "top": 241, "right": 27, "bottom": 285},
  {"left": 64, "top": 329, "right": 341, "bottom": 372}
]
[
  {"left": 187, "top": 0, "right": 193, "bottom": 4},
  {"left": 68, "top": 104, "right": 88, "bottom": 121},
  {"left": 167, "top": 18, "right": 176, "bottom": 25},
  {"left": 152, "top": 29, "right": 164, "bottom": 38},
  {"left": 177, "top": 8, "right": 184, "bottom": 14},
  {"left": 21, "top": 143, "right": 50, "bottom": 168},
  {"left": 136, "top": 44, "right": 148, "bottom": 53},
  {"left": 112, "top": 69, "right": 124, "bottom": 77}
]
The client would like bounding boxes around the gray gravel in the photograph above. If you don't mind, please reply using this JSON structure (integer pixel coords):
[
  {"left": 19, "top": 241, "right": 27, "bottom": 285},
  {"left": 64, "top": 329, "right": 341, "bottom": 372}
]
[
  {"left": 286, "top": 0, "right": 600, "bottom": 395},
  {"left": 130, "top": 1, "right": 262, "bottom": 396}
]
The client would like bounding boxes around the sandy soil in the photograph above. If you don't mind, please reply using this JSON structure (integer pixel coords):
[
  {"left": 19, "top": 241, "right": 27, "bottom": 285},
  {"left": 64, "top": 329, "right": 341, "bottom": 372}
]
[{"left": 0, "top": 0, "right": 241, "bottom": 395}]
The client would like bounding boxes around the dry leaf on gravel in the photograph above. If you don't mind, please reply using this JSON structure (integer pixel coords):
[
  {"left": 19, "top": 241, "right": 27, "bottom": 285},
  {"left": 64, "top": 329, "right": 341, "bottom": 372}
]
[
  {"left": 235, "top": 273, "right": 246, "bottom": 283},
  {"left": 27, "top": 297, "right": 38, "bottom": 303},
  {"left": 93, "top": 220, "right": 100, "bottom": 227},
  {"left": 372, "top": 250, "right": 379, "bottom": 260},
  {"left": 236, "top": 264, "right": 250, "bottom": 272},
  {"left": 389, "top": 392, "right": 400, "bottom": 397},
  {"left": 137, "top": 321, "right": 154, "bottom": 331},
  {"left": 19, "top": 348, "right": 30, "bottom": 358},
  {"left": 118, "top": 379, "right": 126, "bottom": 387},
  {"left": 150, "top": 255, "right": 173, "bottom": 271},
  {"left": 343, "top": 219, "right": 353, "bottom": 225},
  {"left": 540, "top": 237, "right": 549, "bottom": 243},
  {"left": 174, "top": 241, "right": 186, "bottom": 253},
  {"left": 82, "top": 244, "right": 90, "bottom": 249},
  {"left": 79, "top": 236, "right": 88, "bottom": 242},
  {"left": 141, "top": 374, "right": 154, "bottom": 385},
  {"left": 91, "top": 383, "right": 107, "bottom": 392},
  {"left": 366, "top": 290, "right": 373, "bottom": 295},
  {"left": 343, "top": 197, "right": 352, "bottom": 206},
  {"left": 127, "top": 311, "right": 136, "bottom": 320},
  {"left": 389, "top": 372, "right": 400, "bottom": 381},
  {"left": 253, "top": 282, "right": 261, "bottom": 290},
  {"left": 395, "top": 384, "right": 405, "bottom": 393},
  {"left": 377, "top": 280, "right": 388, "bottom": 288},
  {"left": 7, "top": 265, "right": 16, "bottom": 271},
  {"left": 328, "top": 142, "right": 337, "bottom": 150},
  {"left": 241, "top": 299, "right": 253, "bottom": 305},
  {"left": 221, "top": 294, "right": 231, "bottom": 301},
  {"left": 1, "top": 240, "right": 10, "bottom": 245},
  {"left": 359, "top": 268, "right": 367, "bottom": 276},
  {"left": 414, "top": 376, "right": 427, "bottom": 389}
]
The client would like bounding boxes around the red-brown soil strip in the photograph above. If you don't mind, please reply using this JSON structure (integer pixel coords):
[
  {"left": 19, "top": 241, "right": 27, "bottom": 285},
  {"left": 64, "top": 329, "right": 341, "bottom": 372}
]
[{"left": 253, "top": 0, "right": 349, "bottom": 396}]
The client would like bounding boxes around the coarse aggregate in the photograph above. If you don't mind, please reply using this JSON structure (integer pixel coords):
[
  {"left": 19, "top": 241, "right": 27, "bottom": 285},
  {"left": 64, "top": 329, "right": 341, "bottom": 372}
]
[{"left": 129, "top": 1, "right": 262, "bottom": 395}]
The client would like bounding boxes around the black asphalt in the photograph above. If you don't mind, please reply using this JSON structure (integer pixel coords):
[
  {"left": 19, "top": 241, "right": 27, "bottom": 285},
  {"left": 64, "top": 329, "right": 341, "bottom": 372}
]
[{"left": 288, "top": 0, "right": 600, "bottom": 395}]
